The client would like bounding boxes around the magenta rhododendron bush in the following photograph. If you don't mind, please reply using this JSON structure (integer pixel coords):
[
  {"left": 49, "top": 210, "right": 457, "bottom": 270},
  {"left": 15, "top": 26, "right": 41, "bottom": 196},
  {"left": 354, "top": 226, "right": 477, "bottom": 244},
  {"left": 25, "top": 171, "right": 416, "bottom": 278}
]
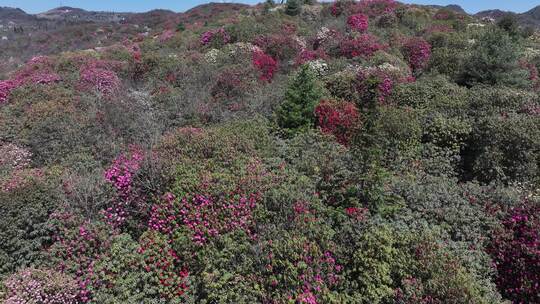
[
  {"left": 0, "top": 56, "right": 60, "bottom": 104},
  {"left": 253, "top": 50, "right": 278, "bottom": 82},
  {"left": 347, "top": 13, "right": 369, "bottom": 32},
  {"left": 0, "top": 0, "right": 539, "bottom": 303},
  {"left": 315, "top": 99, "right": 361, "bottom": 145},
  {"left": 488, "top": 202, "right": 540, "bottom": 303}
]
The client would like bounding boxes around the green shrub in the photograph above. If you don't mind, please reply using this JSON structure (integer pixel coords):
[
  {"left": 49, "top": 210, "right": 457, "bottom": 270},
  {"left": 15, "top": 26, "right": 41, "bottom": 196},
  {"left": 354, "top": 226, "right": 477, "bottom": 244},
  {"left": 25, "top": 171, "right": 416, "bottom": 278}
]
[
  {"left": 464, "top": 114, "right": 540, "bottom": 184},
  {"left": 459, "top": 28, "right": 528, "bottom": 87}
]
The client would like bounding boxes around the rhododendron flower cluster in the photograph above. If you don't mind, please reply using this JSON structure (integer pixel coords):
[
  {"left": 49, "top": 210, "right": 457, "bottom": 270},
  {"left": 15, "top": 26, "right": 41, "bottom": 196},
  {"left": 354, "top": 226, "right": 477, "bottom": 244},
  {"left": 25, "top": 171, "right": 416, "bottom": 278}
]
[
  {"left": 252, "top": 51, "right": 277, "bottom": 82},
  {"left": 357, "top": 68, "right": 395, "bottom": 103},
  {"left": 488, "top": 202, "right": 540, "bottom": 303},
  {"left": 3, "top": 268, "right": 79, "bottom": 304},
  {"left": 253, "top": 33, "right": 301, "bottom": 60},
  {"left": 355, "top": 0, "right": 398, "bottom": 17},
  {"left": 401, "top": 37, "right": 432, "bottom": 72},
  {"left": 340, "top": 34, "right": 385, "bottom": 59},
  {"left": 159, "top": 29, "right": 175, "bottom": 43},
  {"left": 27, "top": 55, "right": 51, "bottom": 66},
  {"left": 103, "top": 146, "right": 144, "bottom": 227},
  {"left": 138, "top": 232, "right": 189, "bottom": 298},
  {"left": 330, "top": 1, "right": 347, "bottom": 17},
  {"left": 345, "top": 206, "right": 369, "bottom": 221},
  {"left": 347, "top": 13, "right": 369, "bottom": 32},
  {"left": 1, "top": 168, "right": 44, "bottom": 193},
  {"left": 519, "top": 101, "right": 540, "bottom": 116},
  {"left": 295, "top": 49, "right": 326, "bottom": 66},
  {"left": 123, "top": 40, "right": 142, "bottom": 62},
  {"left": 79, "top": 67, "right": 120, "bottom": 96},
  {"left": 262, "top": 238, "right": 342, "bottom": 304},
  {"left": 200, "top": 27, "right": 230, "bottom": 46},
  {"left": 149, "top": 192, "right": 260, "bottom": 245},
  {"left": 105, "top": 147, "right": 144, "bottom": 197},
  {"left": 0, "top": 59, "right": 61, "bottom": 104},
  {"left": 48, "top": 213, "right": 112, "bottom": 302},
  {"left": 520, "top": 60, "right": 540, "bottom": 90},
  {"left": 314, "top": 100, "right": 361, "bottom": 146}
]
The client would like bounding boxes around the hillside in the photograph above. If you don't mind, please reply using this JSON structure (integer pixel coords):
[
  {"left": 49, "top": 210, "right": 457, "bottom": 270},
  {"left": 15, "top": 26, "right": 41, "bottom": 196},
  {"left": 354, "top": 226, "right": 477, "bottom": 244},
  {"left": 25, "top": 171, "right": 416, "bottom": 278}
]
[
  {"left": 0, "top": 1, "right": 539, "bottom": 303},
  {"left": 475, "top": 5, "right": 540, "bottom": 27}
]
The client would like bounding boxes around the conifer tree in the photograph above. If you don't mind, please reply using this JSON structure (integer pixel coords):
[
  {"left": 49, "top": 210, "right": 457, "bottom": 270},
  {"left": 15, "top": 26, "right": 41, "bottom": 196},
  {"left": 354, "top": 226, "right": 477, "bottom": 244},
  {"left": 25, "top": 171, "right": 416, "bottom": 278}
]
[
  {"left": 285, "top": 0, "right": 302, "bottom": 16},
  {"left": 277, "top": 65, "right": 324, "bottom": 136}
]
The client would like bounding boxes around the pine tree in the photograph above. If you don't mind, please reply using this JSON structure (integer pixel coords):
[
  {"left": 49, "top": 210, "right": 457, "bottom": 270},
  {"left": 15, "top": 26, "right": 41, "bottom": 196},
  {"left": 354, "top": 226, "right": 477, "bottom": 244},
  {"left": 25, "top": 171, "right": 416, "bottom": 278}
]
[
  {"left": 276, "top": 65, "right": 324, "bottom": 136},
  {"left": 285, "top": 0, "right": 302, "bottom": 16}
]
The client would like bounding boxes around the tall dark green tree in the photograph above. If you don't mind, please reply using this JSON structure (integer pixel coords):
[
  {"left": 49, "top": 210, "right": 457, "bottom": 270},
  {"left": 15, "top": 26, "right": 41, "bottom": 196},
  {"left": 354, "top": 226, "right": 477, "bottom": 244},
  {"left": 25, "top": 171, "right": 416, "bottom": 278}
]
[
  {"left": 285, "top": 0, "right": 302, "bottom": 16},
  {"left": 276, "top": 65, "right": 324, "bottom": 137}
]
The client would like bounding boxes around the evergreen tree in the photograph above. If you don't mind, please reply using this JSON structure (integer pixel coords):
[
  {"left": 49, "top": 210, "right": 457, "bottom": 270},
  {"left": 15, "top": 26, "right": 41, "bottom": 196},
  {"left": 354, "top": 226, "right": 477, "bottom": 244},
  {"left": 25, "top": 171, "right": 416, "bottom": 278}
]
[
  {"left": 285, "top": 0, "right": 302, "bottom": 16},
  {"left": 276, "top": 65, "right": 324, "bottom": 136}
]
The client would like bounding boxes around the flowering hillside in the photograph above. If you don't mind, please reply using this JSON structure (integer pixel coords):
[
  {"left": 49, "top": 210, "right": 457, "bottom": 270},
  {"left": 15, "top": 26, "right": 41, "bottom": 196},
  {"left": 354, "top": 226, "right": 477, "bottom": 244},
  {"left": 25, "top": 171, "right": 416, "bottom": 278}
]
[{"left": 0, "top": 1, "right": 539, "bottom": 303}]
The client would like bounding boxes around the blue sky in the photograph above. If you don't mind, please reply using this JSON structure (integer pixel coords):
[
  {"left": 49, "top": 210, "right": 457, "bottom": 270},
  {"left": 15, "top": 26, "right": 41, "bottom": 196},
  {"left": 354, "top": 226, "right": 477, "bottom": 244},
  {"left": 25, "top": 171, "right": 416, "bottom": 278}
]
[{"left": 0, "top": 0, "right": 538, "bottom": 14}]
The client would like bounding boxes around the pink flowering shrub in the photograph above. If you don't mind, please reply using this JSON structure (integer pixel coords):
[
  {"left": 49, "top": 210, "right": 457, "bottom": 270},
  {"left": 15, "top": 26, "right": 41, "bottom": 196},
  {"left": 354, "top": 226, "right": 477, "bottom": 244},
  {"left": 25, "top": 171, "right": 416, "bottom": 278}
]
[
  {"left": 314, "top": 100, "right": 361, "bottom": 146},
  {"left": 295, "top": 49, "right": 327, "bottom": 66},
  {"left": 149, "top": 159, "right": 269, "bottom": 245},
  {"left": 355, "top": 0, "right": 398, "bottom": 18},
  {"left": 159, "top": 29, "right": 175, "bottom": 43},
  {"left": 103, "top": 146, "right": 145, "bottom": 227},
  {"left": 345, "top": 206, "right": 369, "bottom": 221},
  {"left": 149, "top": 191, "right": 260, "bottom": 245},
  {"left": 488, "top": 202, "right": 540, "bottom": 303},
  {"left": 253, "top": 33, "right": 301, "bottom": 60},
  {"left": 48, "top": 212, "right": 113, "bottom": 303},
  {"left": 261, "top": 234, "right": 342, "bottom": 304},
  {"left": 200, "top": 27, "right": 230, "bottom": 48},
  {"left": 252, "top": 51, "right": 277, "bottom": 82},
  {"left": 357, "top": 68, "right": 395, "bottom": 104},
  {"left": 519, "top": 101, "right": 540, "bottom": 116},
  {"left": 520, "top": 60, "right": 540, "bottom": 90},
  {"left": 137, "top": 232, "right": 189, "bottom": 298},
  {"left": 2, "top": 268, "right": 79, "bottom": 304},
  {"left": 1, "top": 168, "right": 44, "bottom": 193},
  {"left": 347, "top": 13, "right": 369, "bottom": 32},
  {"left": 401, "top": 37, "right": 432, "bottom": 73},
  {"left": 340, "top": 34, "right": 385, "bottom": 59},
  {"left": 0, "top": 57, "right": 61, "bottom": 104},
  {"left": 79, "top": 67, "right": 120, "bottom": 96},
  {"left": 330, "top": 0, "right": 351, "bottom": 17},
  {"left": 0, "top": 80, "right": 17, "bottom": 104}
]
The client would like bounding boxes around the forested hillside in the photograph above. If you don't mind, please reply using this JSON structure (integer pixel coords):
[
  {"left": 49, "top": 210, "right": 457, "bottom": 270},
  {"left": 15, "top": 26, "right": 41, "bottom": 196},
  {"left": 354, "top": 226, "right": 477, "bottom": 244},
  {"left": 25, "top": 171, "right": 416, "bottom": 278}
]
[{"left": 0, "top": 0, "right": 539, "bottom": 303}]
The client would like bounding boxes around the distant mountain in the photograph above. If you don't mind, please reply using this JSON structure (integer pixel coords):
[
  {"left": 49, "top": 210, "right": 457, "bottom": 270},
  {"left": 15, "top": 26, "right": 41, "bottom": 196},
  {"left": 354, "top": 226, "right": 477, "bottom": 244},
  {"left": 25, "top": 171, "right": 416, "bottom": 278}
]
[
  {"left": 474, "top": 5, "right": 540, "bottom": 28},
  {"left": 123, "top": 9, "right": 178, "bottom": 28},
  {"left": 474, "top": 9, "right": 513, "bottom": 20},
  {"left": 0, "top": 7, "right": 37, "bottom": 22},
  {"left": 427, "top": 4, "right": 466, "bottom": 14},
  {"left": 520, "top": 5, "right": 540, "bottom": 27},
  {"left": 37, "top": 6, "right": 132, "bottom": 23}
]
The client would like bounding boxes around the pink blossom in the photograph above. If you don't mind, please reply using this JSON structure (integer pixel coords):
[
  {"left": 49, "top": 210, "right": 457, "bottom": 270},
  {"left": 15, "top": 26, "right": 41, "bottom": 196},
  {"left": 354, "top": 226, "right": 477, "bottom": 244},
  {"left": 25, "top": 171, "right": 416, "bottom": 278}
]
[
  {"left": 401, "top": 37, "right": 431, "bottom": 72},
  {"left": 79, "top": 67, "right": 120, "bottom": 96},
  {"left": 200, "top": 27, "right": 230, "bottom": 46},
  {"left": 347, "top": 13, "right": 369, "bottom": 32},
  {"left": 252, "top": 51, "right": 277, "bottom": 82}
]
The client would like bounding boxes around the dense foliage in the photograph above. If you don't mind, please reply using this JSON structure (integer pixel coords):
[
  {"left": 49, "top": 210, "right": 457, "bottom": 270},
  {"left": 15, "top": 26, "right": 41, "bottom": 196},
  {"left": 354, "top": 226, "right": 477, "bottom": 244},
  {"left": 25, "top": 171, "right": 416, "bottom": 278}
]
[{"left": 1, "top": 0, "right": 539, "bottom": 303}]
